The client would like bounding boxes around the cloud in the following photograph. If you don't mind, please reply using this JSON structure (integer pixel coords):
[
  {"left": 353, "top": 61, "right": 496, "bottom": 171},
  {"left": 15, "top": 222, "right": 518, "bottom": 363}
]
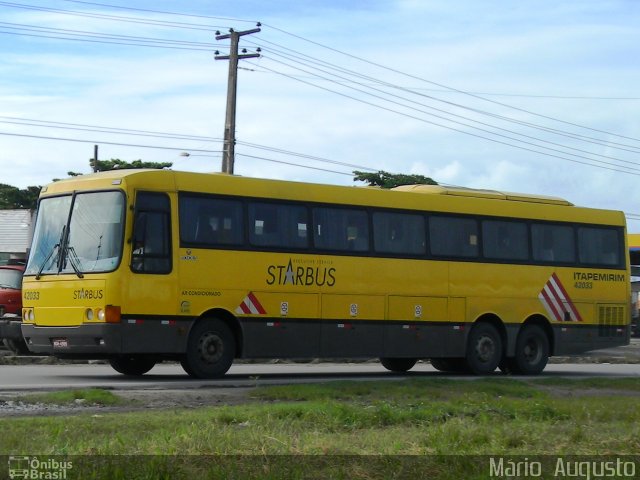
[{"left": 1, "top": 0, "right": 639, "bottom": 231}]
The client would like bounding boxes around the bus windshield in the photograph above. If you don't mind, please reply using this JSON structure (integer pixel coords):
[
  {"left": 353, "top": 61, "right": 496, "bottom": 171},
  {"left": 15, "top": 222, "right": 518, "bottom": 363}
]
[{"left": 26, "top": 191, "right": 125, "bottom": 276}]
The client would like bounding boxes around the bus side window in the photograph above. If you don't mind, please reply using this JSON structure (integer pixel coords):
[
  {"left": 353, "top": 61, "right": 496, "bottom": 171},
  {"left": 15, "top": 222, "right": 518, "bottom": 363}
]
[
  {"left": 249, "top": 202, "right": 309, "bottom": 249},
  {"left": 131, "top": 192, "right": 172, "bottom": 274},
  {"left": 578, "top": 227, "right": 622, "bottom": 267},
  {"left": 429, "top": 216, "right": 478, "bottom": 258},
  {"left": 482, "top": 220, "right": 528, "bottom": 261},
  {"left": 532, "top": 223, "right": 575, "bottom": 264},
  {"left": 373, "top": 211, "right": 425, "bottom": 255},
  {"left": 313, "top": 207, "right": 368, "bottom": 252},
  {"left": 179, "top": 194, "right": 244, "bottom": 247}
]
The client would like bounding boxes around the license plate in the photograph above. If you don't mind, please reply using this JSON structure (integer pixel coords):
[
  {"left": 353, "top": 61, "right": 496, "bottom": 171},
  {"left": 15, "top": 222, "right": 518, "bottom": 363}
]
[{"left": 52, "top": 338, "right": 68, "bottom": 348}]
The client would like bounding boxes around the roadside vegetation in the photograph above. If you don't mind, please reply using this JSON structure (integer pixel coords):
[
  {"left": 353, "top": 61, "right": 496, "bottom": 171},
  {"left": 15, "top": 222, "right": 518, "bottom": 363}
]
[
  {"left": 16, "top": 388, "right": 126, "bottom": 406},
  {"left": 1, "top": 378, "right": 639, "bottom": 479}
]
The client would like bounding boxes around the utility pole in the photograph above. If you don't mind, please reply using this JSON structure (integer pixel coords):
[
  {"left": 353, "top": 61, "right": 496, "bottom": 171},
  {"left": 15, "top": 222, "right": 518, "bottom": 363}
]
[
  {"left": 215, "top": 25, "right": 261, "bottom": 174},
  {"left": 92, "top": 144, "right": 99, "bottom": 172}
]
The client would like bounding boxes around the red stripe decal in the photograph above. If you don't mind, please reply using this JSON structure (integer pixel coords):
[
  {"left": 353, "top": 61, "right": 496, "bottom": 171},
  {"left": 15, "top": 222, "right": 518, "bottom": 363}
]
[
  {"left": 247, "top": 292, "right": 266, "bottom": 315},
  {"left": 541, "top": 287, "right": 563, "bottom": 322},
  {"left": 551, "top": 273, "right": 582, "bottom": 321}
]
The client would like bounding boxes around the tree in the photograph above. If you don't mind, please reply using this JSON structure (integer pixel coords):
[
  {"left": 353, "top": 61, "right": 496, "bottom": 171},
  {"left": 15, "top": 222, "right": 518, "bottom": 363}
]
[
  {"left": 353, "top": 170, "right": 438, "bottom": 189},
  {"left": 92, "top": 158, "right": 173, "bottom": 172},
  {"left": 63, "top": 158, "right": 173, "bottom": 180},
  {"left": 0, "top": 183, "right": 40, "bottom": 210}
]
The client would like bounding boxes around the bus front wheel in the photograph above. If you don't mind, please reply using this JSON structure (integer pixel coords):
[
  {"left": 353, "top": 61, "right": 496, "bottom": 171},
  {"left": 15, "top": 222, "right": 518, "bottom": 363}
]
[
  {"left": 109, "top": 356, "right": 156, "bottom": 376},
  {"left": 465, "top": 323, "right": 502, "bottom": 375},
  {"left": 183, "top": 318, "right": 235, "bottom": 379},
  {"left": 380, "top": 357, "right": 417, "bottom": 373}
]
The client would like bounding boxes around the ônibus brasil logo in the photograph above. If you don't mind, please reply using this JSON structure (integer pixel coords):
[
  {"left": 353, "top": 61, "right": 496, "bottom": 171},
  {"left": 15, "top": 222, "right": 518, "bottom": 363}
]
[{"left": 8, "top": 456, "right": 73, "bottom": 479}]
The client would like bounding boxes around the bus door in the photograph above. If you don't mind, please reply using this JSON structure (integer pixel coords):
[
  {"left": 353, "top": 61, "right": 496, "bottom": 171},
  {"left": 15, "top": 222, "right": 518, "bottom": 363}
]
[{"left": 124, "top": 191, "right": 180, "bottom": 352}]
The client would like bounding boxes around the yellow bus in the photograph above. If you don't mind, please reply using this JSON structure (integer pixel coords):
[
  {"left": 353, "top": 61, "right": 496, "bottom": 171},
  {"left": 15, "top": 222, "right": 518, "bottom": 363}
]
[{"left": 21, "top": 170, "right": 630, "bottom": 377}]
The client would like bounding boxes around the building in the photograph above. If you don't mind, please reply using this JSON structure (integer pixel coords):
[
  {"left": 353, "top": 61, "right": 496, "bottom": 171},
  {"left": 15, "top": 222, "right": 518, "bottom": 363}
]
[{"left": 0, "top": 209, "right": 34, "bottom": 265}]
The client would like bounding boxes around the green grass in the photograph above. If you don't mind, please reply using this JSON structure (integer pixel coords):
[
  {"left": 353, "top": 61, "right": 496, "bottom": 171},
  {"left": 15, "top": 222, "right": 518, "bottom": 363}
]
[
  {"left": 1, "top": 378, "right": 639, "bottom": 479},
  {"left": 16, "top": 388, "right": 127, "bottom": 406}
]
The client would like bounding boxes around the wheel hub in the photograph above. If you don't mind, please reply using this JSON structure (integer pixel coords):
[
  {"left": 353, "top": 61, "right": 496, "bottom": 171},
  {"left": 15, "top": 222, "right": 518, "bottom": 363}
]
[
  {"left": 198, "top": 332, "right": 223, "bottom": 364},
  {"left": 476, "top": 335, "right": 495, "bottom": 363}
]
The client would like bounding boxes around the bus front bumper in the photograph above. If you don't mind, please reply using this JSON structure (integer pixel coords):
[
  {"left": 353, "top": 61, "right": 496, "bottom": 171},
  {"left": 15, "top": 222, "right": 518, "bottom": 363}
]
[
  {"left": 21, "top": 323, "right": 124, "bottom": 356},
  {"left": 21, "top": 320, "right": 190, "bottom": 357}
]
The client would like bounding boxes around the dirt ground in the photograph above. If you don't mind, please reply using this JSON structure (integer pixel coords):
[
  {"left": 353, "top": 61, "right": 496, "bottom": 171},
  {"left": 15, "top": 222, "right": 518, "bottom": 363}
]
[{"left": 0, "top": 387, "right": 258, "bottom": 417}]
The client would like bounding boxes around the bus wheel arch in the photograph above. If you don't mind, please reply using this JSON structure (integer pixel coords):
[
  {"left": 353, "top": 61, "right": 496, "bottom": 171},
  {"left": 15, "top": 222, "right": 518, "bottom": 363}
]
[
  {"left": 181, "top": 311, "right": 240, "bottom": 379},
  {"left": 466, "top": 314, "right": 505, "bottom": 375}
]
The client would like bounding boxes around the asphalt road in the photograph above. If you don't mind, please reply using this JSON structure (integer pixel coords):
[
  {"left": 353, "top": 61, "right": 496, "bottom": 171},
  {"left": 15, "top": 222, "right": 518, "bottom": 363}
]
[{"left": 0, "top": 361, "right": 638, "bottom": 392}]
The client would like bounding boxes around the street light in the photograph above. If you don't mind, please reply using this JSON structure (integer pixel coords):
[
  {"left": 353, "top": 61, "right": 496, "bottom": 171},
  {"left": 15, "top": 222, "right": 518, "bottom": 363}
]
[{"left": 179, "top": 152, "right": 222, "bottom": 158}]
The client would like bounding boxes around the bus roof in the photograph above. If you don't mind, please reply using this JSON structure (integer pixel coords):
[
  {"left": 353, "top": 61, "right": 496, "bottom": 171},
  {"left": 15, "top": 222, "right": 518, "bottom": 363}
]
[
  {"left": 392, "top": 184, "right": 573, "bottom": 206},
  {"left": 39, "top": 169, "right": 624, "bottom": 226}
]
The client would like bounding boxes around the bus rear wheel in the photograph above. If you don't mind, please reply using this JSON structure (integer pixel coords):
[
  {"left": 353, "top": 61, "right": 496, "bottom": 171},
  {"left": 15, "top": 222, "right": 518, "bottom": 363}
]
[
  {"left": 512, "top": 324, "right": 549, "bottom": 375},
  {"left": 465, "top": 323, "right": 502, "bottom": 375},
  {"left": 109, "top": 356, "right": 156, "bottom": 376},
  {"left": 183, "top": 318, "right": 235, "bottom": 379},
  {"left": 380, "top": 358, "right": 417, "bottom": 372}
]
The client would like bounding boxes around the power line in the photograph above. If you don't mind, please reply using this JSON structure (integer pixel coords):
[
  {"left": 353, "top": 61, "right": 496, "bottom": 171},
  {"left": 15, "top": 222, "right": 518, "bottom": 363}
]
[
  {"left": 5, "top": 0, "right": 636, "bottom": 153},
  {"left": 0, "top": 1, "right": 225, "bottom": 32},
  {"left": 256, "top": 49, "right": 640, "bottom": 168},
  {"left": 0, "top": 21, "right": 219, "bottom": 48},
  {"left": 248, "top": 60, "right": 640, "bottom": 177},
  {"left": 0, "top": 116, "right": 378, "bottom": 173},
  {"left": 0, "top": 130, "right": 220, "bottom": 153},
  {"left": 248, "top": 38, "right": 640, "bottom": 154},
  {"left": 58, "top": 0, "right": 258, "bottom": 24},
  {"left": 260, "top": 23, "right": 640, "bottom": 144},
  {"left": 237, "top": 153, "right": 352, "bottom": 176},
  {"left": 3, "top": 2, "right": 638, "bottom": 180}
]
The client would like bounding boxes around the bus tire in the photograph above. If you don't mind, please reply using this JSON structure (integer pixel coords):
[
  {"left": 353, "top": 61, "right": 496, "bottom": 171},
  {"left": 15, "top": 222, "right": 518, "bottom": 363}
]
[
  {"left": 498, "top": 358, "right": 517, "bottom": 374},
  {"left": 512, "top": 324, "right": 549, "bottom": 375},
  {"left": 465, "top": 322, "right": 502, "bottom": 375},
  {"left": 109, "top": 356, "right": 156, "bottom": 376},
  {"left": 380, "top": 358, "right": 417, "bottom": 372},
  {"left": 4, "top": 338, "right": 30, "bottom": 356},
  {"left": 430, "top": 358, "right": 469, "bottom": 373},
  {"left": 183, "top": 318, "right": 235, "bottom": 379}
]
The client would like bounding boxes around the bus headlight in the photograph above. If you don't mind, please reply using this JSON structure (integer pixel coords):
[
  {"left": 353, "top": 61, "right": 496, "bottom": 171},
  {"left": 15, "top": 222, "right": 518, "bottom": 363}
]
[
  {"left": 97, "top": 309, "right": 105, "bottom": 321},
  {"left": 28, "top": 309, "right": 35, "bottom": 322},
  {"left": 85, "top": 308, "right": 94, "bottom": 321}
]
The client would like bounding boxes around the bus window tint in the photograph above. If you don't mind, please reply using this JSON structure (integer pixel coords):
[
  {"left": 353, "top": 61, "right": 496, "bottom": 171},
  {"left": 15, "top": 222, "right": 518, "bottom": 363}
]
[
  {"left": 578, "top": 227, "right": 621, "bottom": 267},
  {"left": 532, "top": 223, "right": 575, "bottom": 263},
  {"left": 131, "top": 192, "right": 171, "bottom": 274},
  {"left": 482, "top": 220, "right": 529, "bottom": 261},
  {"left": 249, "top": 202, "right": 308, "bottom": 249},
  {"left": 179, "top": 195, "right": 243, "bottom": 246},
  {"left": 373, "top": 211, "right": 425, "bottom": 255},
  {"left": 313, "top": 207, "right": 369, "bottom": 252},
  {"left": 429, "top": 216, "right": 478, "bottom": 258}
]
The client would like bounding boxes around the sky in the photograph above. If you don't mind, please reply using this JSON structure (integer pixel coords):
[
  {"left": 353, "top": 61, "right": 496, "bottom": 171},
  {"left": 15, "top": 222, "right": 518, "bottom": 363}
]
[{"left": 1, "top": 0, "right": 639, "bottom": 231}]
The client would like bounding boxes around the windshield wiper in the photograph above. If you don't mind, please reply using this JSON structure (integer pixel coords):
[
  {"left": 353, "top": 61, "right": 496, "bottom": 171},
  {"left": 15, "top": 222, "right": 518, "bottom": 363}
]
[
  {"left": 35, "top": 244, "right": 60, "bottom": 280},
  {"left": 35, "top": 226, "right": 65, "bottom": 280},
  {"left": 66, "top": 246, "right": 84, "bottom": 279}
]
